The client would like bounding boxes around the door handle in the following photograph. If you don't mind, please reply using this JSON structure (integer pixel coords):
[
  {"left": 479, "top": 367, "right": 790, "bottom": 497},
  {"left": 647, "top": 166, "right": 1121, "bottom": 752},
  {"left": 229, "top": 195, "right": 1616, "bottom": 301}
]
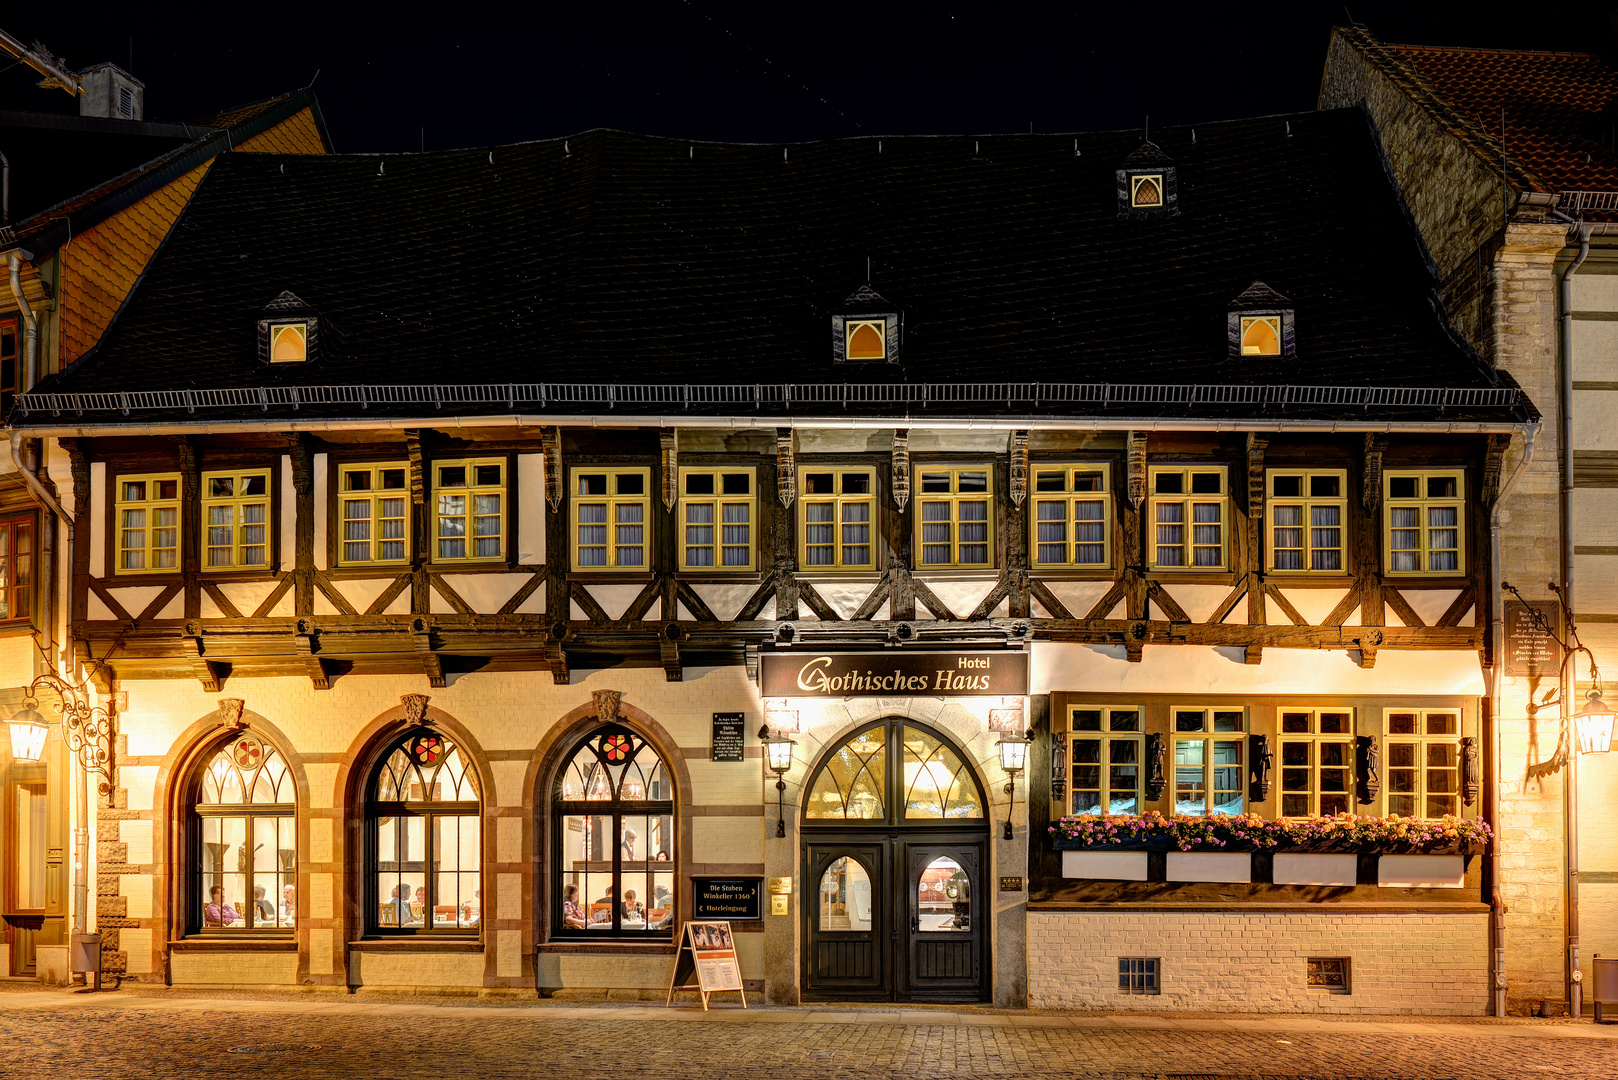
[{"left": 911, "top": 916, "right": 917, "bottom": 932}]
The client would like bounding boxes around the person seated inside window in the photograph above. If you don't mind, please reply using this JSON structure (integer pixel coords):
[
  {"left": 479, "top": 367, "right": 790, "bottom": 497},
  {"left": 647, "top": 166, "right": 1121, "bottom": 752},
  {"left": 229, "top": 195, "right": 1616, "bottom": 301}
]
[
  {"left": 562, "top": 884, "right": 586, "bottom": 929},
  {"left": 463, "top": 890, "right": 481, "bottom": 927},
  {"left": 621, "top": 889, "right": 644, "bottom": 923},
  {"left": 590, "top": 886, "right": 615, "bottom": 924},
  {"left": 655, "top": 850, "right": 669, "bottom": 862},
  {"left": 251, "top": 885, "right": 276, "bottom": 924},
  {"left": 621, "top": 827, "right": 639, "bottom": 861},
  {"left": 281, "top": 884, "right": 297, "bottom": 925},
  {"left": 204, "top": 885, "right": 241, "bottom": 927},
  {"left": 388, "top": 883, "right": 415, "bottom": 925}
]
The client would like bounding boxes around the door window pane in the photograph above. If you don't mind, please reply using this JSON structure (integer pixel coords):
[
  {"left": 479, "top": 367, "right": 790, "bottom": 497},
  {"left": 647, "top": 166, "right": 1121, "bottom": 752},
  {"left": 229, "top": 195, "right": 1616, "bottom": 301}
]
[
  {"left": 818, "top": 856, "right": 873, "bottom": 932},
  {"left": 917, "top": 856, "right": 971, "bottom": 933}
]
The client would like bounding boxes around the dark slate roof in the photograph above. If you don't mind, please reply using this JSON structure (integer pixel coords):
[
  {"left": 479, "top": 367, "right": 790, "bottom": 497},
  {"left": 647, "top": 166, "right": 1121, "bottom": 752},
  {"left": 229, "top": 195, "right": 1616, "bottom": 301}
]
[{"left": 18, "top": 106, "right": 1533, "bottom": 426}]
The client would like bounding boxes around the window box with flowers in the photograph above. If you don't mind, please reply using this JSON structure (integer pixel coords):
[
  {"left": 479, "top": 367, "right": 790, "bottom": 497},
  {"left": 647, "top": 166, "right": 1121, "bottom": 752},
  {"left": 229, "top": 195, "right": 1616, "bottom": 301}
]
[{"left": 1048, "top": 811, "right": 1490, "bottom": 858}]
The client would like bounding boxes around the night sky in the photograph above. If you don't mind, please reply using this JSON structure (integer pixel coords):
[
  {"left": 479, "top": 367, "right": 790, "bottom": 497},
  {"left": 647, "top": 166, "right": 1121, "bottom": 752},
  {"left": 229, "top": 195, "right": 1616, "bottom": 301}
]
[{"left": 4, "top": 2, "right": 1618, "bottom": 152}]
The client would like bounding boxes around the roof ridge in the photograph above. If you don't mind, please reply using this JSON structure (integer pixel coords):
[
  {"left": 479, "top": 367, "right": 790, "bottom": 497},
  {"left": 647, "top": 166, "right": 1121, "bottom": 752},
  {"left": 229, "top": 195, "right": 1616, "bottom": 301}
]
[{"left": 1383, "top": 42, "right": 1599, "bottom": 60}]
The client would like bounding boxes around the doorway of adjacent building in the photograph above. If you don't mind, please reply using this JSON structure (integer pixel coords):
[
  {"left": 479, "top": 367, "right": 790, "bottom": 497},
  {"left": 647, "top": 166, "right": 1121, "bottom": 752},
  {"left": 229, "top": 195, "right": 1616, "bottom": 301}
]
[{"left": 799, "top": 718, "right": 990, "bottom": 1002}]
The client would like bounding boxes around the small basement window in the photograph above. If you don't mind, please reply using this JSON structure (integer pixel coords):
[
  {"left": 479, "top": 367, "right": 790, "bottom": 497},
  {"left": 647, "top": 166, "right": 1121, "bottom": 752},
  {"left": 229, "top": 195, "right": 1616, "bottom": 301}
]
[
  {"left": 270, "top": 322, "right": 309, "bottom": 363},
  {"left": 1118, "top": 958, "right": 1159, "bottom": 995},
  {"left": 1307, "top": 957, "right": 1350, "bottom": 993},
  {"left": 1130, "top": 174, "right": 1163, "bottom": 208}
]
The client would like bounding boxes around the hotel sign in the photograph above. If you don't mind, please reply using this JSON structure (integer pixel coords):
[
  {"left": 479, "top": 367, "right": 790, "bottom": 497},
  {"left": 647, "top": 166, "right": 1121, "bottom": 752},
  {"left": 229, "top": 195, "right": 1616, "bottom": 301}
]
[{"left": 760, "top": 651, "right": 1028, "bottom": 698}]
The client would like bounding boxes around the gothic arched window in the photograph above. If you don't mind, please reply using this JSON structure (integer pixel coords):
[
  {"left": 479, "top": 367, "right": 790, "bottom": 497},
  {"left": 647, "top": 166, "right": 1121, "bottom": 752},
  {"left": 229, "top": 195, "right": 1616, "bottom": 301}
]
[
  {"left": 369, "top": 732, "right": 481, "bottom": 933},
  {"left": 193, "top": 734, "right": 295, "bottom": 932}
]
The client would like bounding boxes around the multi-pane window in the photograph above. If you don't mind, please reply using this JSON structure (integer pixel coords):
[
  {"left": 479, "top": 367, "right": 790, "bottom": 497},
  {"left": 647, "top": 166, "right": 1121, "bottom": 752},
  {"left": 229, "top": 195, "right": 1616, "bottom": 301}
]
[
  {"left": 0, "top": 515, "right": 34, "bottom": 621},
  {"left": 1268, "top": 470, "right": 1346, "bottom": 573},
  {"left": 0, "top": 316, "right": 17, "bottom": 415},
  {"left": 1118, "top": 957, "right": 1160, "bottom": 994},
  {"left": 917, "top": 468, "right": 993, "bottom": 567},
  {"left": 555, "top": 724, "right": 675, "bottom": 937},
  {"left": 339, "top": 463, "right": 410, "bottom": 565},
  {"left": 1068, "top": 708, "right": 1142, "bottom": 816},
  {"left": 116, "top": 474, "right": 180, "bottom": 573},
  {"left": 1385, "top": 471, "right": 1464, "bottom": 575},
  {"left": 1172, "top": 708, "right": 1245, "bottom": 816},
  {"left": 372, "top": 732, "right": 481, "bottom": 932},
  {"left": 1278, "top": 709, "right": 1354, "bottom": 817},
  {"left": 1149, "top": 467, "right": 1227, "bottom": 570},
  {"left": 679, "top": 468, "right": 755, "bottom": 571},
  {"left": 202, "top": 469, "right": 271, "bottom": 570},
  {"left": 1031, "top": 466, "right": 1110, "bottom": 568},
  {"left": 195, "top": 737, "right": 295, "bottom": 932},
  {"left": 1385, "top": 710, "right": 1461, "bottom": 818},
  {"left": 435, "top": 459, "right": 505, "bottom": 562},
  {"left": 800, "top": 468, "right": 876, "bottom": 570},
  {"left": 572, "top": 468, "right": 650, "bottom": 570}
]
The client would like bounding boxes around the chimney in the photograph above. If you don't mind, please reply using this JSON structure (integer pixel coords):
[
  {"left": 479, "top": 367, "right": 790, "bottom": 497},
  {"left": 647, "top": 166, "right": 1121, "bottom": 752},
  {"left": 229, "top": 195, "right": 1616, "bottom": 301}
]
[{"left": 79, "top": 63, "right": 144, "bottom": 120}]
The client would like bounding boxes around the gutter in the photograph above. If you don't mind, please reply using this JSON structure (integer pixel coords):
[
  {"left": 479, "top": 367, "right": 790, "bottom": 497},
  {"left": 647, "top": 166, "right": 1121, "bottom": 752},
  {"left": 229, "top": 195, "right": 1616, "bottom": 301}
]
[
  {"left": 1489, "top": 423, "right": 1539, "bottom": 1017},
  {"left": 7, "top": 414, "right": 1537, "bottom": 439},
  {"left": 7, "top": 250, "right": 38, "bottom": 389}
]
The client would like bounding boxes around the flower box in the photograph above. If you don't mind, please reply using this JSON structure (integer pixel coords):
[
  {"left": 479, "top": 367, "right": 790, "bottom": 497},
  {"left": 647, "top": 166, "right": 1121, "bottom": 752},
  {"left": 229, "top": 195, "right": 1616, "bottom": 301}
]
[{"left": 1048, "top": 810, "right": 1490, "bottom": 857}]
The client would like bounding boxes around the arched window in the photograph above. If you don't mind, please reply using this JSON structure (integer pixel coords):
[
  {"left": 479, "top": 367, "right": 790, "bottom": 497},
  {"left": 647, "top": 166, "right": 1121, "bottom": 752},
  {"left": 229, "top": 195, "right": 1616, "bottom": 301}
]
[
  {"left": 804, "top": 720, "right": 986, "bottom": 823},
  {"left": 193, "top": 734, "right": 295, "bottom": 932},
  {"left": 369, "top": 732, "right": 480, "bottom": 933},
  {"left": 553, "top": 724, "right": 674, "bottom": 937}
]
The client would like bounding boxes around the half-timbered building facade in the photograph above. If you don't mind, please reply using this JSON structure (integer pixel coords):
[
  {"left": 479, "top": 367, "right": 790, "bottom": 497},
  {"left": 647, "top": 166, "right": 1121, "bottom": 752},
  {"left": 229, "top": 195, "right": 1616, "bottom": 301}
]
[{"left": 6, "top": 107, "right": 1537, "bottom": 1009}]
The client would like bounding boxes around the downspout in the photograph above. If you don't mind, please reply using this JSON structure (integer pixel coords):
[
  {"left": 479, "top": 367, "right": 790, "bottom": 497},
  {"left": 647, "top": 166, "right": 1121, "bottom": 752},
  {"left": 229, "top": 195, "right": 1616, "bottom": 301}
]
[
  {"left": 8, "top": 251, "right": 38, "bottom": 390},
  {"left": 1490, "top": 423, "right": 1538, "bottom": 1017},
  {"left": 1560, "top": 223, "right": 1591, "bottom": 1017}
]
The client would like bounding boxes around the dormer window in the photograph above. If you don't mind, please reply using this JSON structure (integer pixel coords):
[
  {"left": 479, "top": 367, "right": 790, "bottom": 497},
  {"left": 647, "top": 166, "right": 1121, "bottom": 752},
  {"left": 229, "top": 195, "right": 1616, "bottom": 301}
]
[
  {"left": 269, "top": 322, "right": 308, "bottom": 363},
  {"left": 256, "top": 291, "right": 319, "bottom": 365},
  {"left": 1116, "top": 142, "right": 1177, "bottom": 219},
  {"left": 831, "top": 285, "right": 900, "bottom": 364},
  {"left": 1227, "top": 281, "right": 1294, "bottom": 359}
]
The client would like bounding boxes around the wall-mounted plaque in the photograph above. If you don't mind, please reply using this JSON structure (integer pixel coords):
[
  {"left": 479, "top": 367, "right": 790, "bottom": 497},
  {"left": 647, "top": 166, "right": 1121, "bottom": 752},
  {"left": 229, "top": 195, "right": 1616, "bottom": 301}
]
[
  {"left": 761, "top": 651, "right": 1029, "bottom": 698},
  {"left": 711, "top": 713, "right": 746, "bottom": 762},
  {"left": 1504, "top": 600, "right": 1562, "bottom": 678},
  {"left": 999, "top": 876, "right": 1024, "bottom": 892},
  {"left": 691, "top": 877, "right": 762, "bottom": 921}
]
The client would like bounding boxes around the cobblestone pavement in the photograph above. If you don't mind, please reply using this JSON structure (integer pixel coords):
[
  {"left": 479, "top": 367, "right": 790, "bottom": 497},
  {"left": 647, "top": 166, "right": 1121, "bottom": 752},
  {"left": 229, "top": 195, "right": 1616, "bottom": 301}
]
[{"left": 0, "top": 986, "right": 1613, "bottom": 1079}]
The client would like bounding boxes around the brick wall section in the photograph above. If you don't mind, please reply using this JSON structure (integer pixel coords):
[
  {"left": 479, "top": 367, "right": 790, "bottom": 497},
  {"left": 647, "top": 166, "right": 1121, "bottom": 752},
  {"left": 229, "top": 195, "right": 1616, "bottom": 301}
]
[
  {"left": 1318, "top": 29, "right": 1511, "bottom": 360},
  {"left": 1027, "top": 911, "right": 1490, "bottom": 1014}
]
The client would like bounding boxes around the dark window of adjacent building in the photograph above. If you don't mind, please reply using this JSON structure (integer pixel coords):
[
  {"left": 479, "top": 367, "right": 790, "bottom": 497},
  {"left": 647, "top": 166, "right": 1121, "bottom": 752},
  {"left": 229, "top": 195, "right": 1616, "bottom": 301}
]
[
  {"left": 0, "top": 316, "right": 17, "bottom": 415},
  {"left": 1307, "top": 957, "right": 1350, "bottom": 993},
  {"left": 369, "top": 732, "right": 481, "bottom": 934},
  {"left": 0, "top": 515, "right": 34, "bottom": 622},
  {"left": 1118, "top": 957, "right": 1160, "bottom": 994}
]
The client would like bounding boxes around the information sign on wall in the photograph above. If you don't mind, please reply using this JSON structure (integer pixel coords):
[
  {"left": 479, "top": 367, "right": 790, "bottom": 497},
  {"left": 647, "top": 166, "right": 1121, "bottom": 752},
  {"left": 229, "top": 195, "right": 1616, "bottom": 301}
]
[
  {"left": 760, "top": 651, "right": 1029, "bottom": 698},
  {"left": 1504, "top": 600, "right": 1562, "bottom": 678},
  {"left": 691, "top": 877, "right": 762, "bottom": 921},
  {"left": 711, "top": 713, "right": 745, "bottom": 762}
]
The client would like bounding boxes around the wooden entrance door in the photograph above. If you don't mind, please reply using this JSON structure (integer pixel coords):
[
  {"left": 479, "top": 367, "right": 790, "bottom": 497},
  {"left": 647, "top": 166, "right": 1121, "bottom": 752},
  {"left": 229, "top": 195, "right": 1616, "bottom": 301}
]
[
  {"left": 803, "top": 841, "right": 887, "bottom": 998},
  {"left": 902, "top": 840, "right": 984, "bottom": 1000}
]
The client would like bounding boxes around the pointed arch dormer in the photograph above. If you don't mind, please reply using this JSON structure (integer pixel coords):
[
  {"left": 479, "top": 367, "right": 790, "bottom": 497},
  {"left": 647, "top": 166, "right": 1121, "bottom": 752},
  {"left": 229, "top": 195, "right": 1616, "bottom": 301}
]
[
  {"left": 1227, "top": 281, "right": 1295, "bottom": 358},
  {"left": 1116, "top": 142, "right": 1178, "bottom": 219},
  {"left": 831, "top": 285, "right": 901, "bottom": 364},
  {"left": 256, "top": 291, "right": 319, "bottom": 365}
]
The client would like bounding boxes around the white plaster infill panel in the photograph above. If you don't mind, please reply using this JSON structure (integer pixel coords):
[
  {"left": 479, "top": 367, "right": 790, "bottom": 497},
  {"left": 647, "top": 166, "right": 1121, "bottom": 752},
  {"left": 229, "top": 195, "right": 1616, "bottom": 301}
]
[
  {"left": 443, "top": 573, "right": 533, "bottom": 614},
  {"left": 104, "top": 585, "right": 166, "bottom": 619},
  {"left": 1158, "top": 583, "right": 1239, "bottom": 624},
  {"left": 517, "top": 453, "right": 545, "bottom": 565},
  {"left": 1062, "top": 850, "right": 1148, "bottom": 881},
  {"left": 1273, "top": 853, "right": 1358, "bottom": 886},
  {"left": 329, "top": 577, "right": 399, "bottom": 615},
  {"left": 1037, "top": 581, "right": 1113, "bottom": 620},
  {"left": 1577, "top": 554, "right": 1618, "bottom": 617},
  {"left": 121, "top": 819, "right": 154, "bottom": 864},
  {"left": 87, "top": 590, "right": 119, "bottom": 621},
  {"left": 90, "top": 461, "right": 107, "bottom": 577},
  {"left": 1276, "top": 587, "right": 1351, "bottom": 627},
  {"left": 920, "top": 577, "right": 998, "bottom": 620},
  {"left": 1574, "top": 389, "right": 1618, "bottom": 451},
  {"left": 153, "top": 591, "right": 184, "bottom": 619},
  {"left": 119, "top": 873, "right": 154, "bottom": 918},
  {"left": 1165, "top": 852, "right": 1251, "bottom": 883},
  {"left": 1575, "top": 489, "right": 1618, "bottom": 545},
  {"left": 1378, "top": 855, "right": 1465, "bottom": 889},
  {"left": 121, "top": 928, "right": 154, "bottom": 975},
  {"left": 312, "top": 453, "right": 329, "bottom": 571},
  {"left": 279, "top": 454, "right": 295, "bottom": 566},
  {"left": 580, "top": 583, "right": 649, "bottom": 621},
  {"left": 1572, "top": 317, "right": 1618, "bottom": 382},
  {"left": 688, "top": 583, "right": 762, "bottom": 623},
  {"left": 380, "top": 589, "right": 410, "bottom": 615},
  {"left": 1395, "top": 589, "right": 1462, "bottom": 627},
  {"left": 812, "top": 580, "right": 882, "bottom": 620},
  {"left": 216, "top": 580, "right": 282, "bottom": 618},
  {"left": 1571, "top": 272, "right": 1618, "bottom": 312},
  {"left": 0, "top": 637, "right": 31, "bottom": 686}
]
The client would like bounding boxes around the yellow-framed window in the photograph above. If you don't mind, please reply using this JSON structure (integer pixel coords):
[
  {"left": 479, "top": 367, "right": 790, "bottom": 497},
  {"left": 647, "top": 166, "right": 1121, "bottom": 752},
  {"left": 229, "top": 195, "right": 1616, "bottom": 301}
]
[
  {"left": 1277, "top": 708, "right": 1355, "bottom": 818},
  {"left": 1031, "top": 465, "right": 1110, "bottom": 569},
  {"left": 1148, "top": 467, "right": 1227, "bottom": 570},
  {"left": 1067, "top": 707, "right": 1143, "bottom": 816},
  {"left": 1385, "top": 709, "right": 1462, "bottom": 819},
  {"left": 572, "top": 467, "right": 650, "bottom": 570},
  {"left": 339, "top": 462, "right": 411, "bottom": 566},
  {"left": 1171, "top": 707, "right": 1245, "bottom": 816},
  {"left": 1267, "top": 469, "right": 1347, "bottom": 574},
  {"left": 799, "top": 467, "right": 876, "bottom": 570},
  {"left": 916, "top": 467, "right": 993, "bottom": 568},
  {"left": 1385, "top": 471, "right": 1463, "bottom": 575},
  {"left": 1130, "top": 173, "right": 1163, "bottom": 208},
  {"left": 434, "top": 458, "right": 506, "bottom": 562},
  {"left": 202, "top": 469, "right": 272, "bottom": 570},
  {"left": 116, "top": 473, "right": 181, "bottom": 573},
  {"left": 678, "top": 468, "right": 755, "bottom": 571}
]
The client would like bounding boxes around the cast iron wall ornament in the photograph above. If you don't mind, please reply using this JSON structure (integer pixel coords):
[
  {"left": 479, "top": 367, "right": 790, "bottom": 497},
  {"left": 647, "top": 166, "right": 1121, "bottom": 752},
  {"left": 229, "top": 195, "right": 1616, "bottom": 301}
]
[
  {"left": 21, "top": 672, "right": 117, "bottom": 799},
  {"left": 1249, "top": 732, "right": 1273, "bottom": 803},
  {"left": 1357, "top": 734, "right": 1381, "bottom": 804},
  {"left": 1145, "top": 732, "right": 1167, "bottom": 800}
]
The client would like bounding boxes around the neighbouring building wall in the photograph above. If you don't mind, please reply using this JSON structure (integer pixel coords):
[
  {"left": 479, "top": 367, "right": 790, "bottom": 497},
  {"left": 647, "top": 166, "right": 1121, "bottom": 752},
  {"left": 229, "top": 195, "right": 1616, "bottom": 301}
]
[{"left": 1027, "top": 911, "right": 1491, "bottom": 1014}]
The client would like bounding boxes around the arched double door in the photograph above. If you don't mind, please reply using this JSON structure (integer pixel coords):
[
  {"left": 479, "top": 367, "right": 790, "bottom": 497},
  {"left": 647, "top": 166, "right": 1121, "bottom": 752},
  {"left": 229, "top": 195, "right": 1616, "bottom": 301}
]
[{"left": 800, "top": 718, "right": 990, "bottom": 1002}]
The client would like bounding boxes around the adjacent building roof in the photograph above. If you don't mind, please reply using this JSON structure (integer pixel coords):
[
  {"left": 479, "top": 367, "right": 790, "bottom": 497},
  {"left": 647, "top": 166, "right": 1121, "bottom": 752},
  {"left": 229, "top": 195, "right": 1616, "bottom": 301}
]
[{"left": 16, "top": 106, "right": 1533, "bottom": 427}]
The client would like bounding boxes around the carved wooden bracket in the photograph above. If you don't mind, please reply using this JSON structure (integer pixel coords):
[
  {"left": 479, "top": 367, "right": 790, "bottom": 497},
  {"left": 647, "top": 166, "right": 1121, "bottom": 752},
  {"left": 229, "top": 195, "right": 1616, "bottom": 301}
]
[
  {"left": 1356, "top": 734, "right": 1381, "bottom": 804},
  {"left": 660, "top": 623, "right": 683, "bottom": 682},
  {"left": 404, "top": 430, "right": 425, "bottom": 507},
  {"left": 542, "top": 427, "right": 564, "bottom": 511},
  {"left": 218, "top": 698, "right": 247, "bottom": 729},
  {"left": 409, "top": 616, "right": 444, "bottom": 688},
  {"left": 545, "top": 639, "right": 569, "bottom": 685},
  {"left": 659, "top": 429, "right": 678, "bottom": 512},
  {"left": 294, "top": 618, "right": 332, "bottom": 690},
  {"left": 1008, "top": 430, "right": 1029, "bottom": 508},
  {"left": 1245, "top": 432, "right": 1268, "bottom": 519},
  {"left": 1249, "top": 732, "right": 1273, "bottom": 803},
  {"left": 1127, "top": 431, "right": 1147, "bottom": 509},
  {"left": 592, "top": 689, "right": 623, "bottom": 723},
  {"left": 1145, "top": 732, "right": 1166, "bottom": 800},
  {"left": 1460, "top": 735, "right": 1480, "bottom": 806},
  {"left": 1482, "top": 434, "right": 1510, "bottom": 507},
  {"left": 776, "top": 428, "right": 795, "bottom": 508},
  {"left": 1362, "top": 434, "right": 1385, "bottom": 512},
  {"left": 891, "top": 429, "right": 911, "bottom": 513},
  {"left": 63, "top": 438, "right": 89, "bottom": 521},
  {"left": 401, "top": 693, "right": 431, "bottom": 726},
  {"left": 183, "top": 627, "right": 223, "bottom": 693}
]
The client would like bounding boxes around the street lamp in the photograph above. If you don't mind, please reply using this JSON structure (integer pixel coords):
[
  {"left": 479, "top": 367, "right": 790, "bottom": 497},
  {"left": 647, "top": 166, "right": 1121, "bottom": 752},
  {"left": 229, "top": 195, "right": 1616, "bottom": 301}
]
[
  {"left": 1575, "top": 690, "right": 1615, "bottom": 755},
  {"left": 761, "top": 725, "right": 796, "bottom": 838},
  {"left": 998, "top": 731, "right": 1032, "bottom": 841},
  {"left": 8, "top": 704, "right": 48, "bottom": 762}
]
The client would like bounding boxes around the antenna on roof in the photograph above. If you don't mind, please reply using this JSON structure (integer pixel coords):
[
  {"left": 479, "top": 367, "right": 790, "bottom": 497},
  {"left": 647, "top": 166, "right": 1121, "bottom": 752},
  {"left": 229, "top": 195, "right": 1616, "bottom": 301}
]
[
  {"left": 1285, "top": 121, "right": 1291, "bottom": 137},
  {"left": 565, "top": 140, "right": 570, "bottom": 156},
  {"left": 489, "top": 151, "right": 494, "bottom": 165},
  {"left": 420, "top": 127, "right": 425, "bottom": 152},
  {"left": 378, "top": 160, "right": 384, "bottom": 176},
  {"left": 309, "top": 68, "right": 320, "bottom": 86},
  {"left": 1144, "top": 115, "right": 1149, "bottom": 143},
  {"left": 866, "top": 257, "right": 871, "bottom": 284}
]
